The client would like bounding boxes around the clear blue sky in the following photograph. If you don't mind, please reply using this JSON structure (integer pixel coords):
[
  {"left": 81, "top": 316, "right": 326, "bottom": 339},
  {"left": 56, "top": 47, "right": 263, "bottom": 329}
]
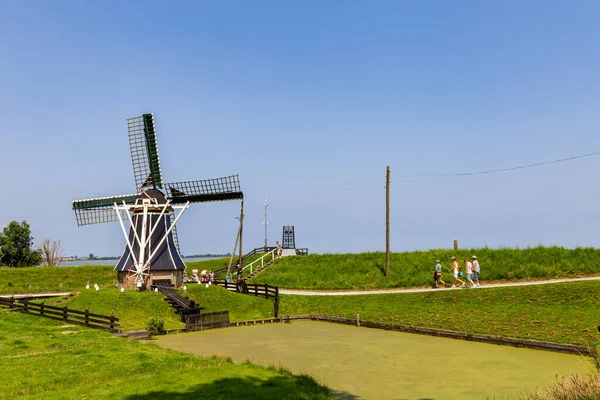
[{"left": 1, "top": 1, "right": 599, "bottom": 257}]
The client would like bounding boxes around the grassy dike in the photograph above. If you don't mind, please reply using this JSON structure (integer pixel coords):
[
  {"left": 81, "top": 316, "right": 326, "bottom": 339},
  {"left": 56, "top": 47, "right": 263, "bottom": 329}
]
[
  {"left": 0, "top": 310, "right": 331, "bottom": 399},
  {"left": 280, "top": 280, "right": 600, "bottom": 347},
  {"left": 251, "top": 246, "right": 600, "bottom": 290}
]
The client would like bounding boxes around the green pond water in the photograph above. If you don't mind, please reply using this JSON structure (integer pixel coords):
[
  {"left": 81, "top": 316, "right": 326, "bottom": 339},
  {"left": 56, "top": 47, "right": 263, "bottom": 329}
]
[{"left": 157, "top": 321, "right": 593, "bottom": 400}]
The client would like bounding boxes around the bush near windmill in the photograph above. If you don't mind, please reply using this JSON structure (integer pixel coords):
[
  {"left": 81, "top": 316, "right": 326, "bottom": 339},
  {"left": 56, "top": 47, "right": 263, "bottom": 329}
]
[{"left": 0, "top": 220, "right": 42, "bottom": 267}]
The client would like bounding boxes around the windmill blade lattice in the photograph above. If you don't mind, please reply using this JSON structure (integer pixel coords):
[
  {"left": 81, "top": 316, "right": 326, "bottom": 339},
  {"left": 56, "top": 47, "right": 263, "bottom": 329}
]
[
  {"left": 165, "top": 175, "right": 243, "bottom": 204},
  {"left": 128, "top": 114, "right": 163, "bottom": 191},
  {"left": 168, "top": 210, "right": 181, "bottom": 254},
  {"left": 72, "top": 194, "right": 138, "bottom": 226}
]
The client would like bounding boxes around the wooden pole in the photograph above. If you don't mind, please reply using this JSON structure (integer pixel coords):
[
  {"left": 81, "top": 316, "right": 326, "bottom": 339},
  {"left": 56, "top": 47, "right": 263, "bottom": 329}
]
[
  {"left": 385, "top": 166, "right": 391, "bottom": 277},
  {"left": 226, "top": 214, "right": 243, "bottom": 278},
  {"left": 454, "top": 239, "right": 458, "bottom": 250},
  {"left": 239, "top": 199, "right": 244, "bottom": 273}
]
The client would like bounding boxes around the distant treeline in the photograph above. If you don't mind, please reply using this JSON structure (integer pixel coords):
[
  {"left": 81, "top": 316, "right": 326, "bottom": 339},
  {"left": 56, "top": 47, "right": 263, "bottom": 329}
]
[
  {"left": 183, "top": 253, "right": 230, "bottom": 258},
  {"left": 80, "top": 254, "right": 230, "bottom": 261}
]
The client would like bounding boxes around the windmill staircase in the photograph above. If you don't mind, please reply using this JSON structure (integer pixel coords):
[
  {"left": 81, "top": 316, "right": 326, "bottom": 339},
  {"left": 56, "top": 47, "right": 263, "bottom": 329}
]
[
  {"left": 214, "top": 247, "right": 279, "bottom": 280},
  {"left": 152, "top": 280, "right": 203, "bottom": 322},
  {"left": 242, "top": 258, "right": 276, "bottom": 281}
]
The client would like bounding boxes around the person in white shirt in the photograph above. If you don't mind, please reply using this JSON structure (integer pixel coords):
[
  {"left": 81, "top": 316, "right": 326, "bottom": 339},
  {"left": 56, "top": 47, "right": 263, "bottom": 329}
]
[{"left": 472, "top": 256, "right": 480, "bottom": 286}]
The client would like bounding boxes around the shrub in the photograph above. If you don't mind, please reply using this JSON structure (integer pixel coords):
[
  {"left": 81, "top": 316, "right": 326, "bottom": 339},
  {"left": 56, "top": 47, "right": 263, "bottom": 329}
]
[{"left": 147, "top": 317, "right": 166, "bottom": 336}]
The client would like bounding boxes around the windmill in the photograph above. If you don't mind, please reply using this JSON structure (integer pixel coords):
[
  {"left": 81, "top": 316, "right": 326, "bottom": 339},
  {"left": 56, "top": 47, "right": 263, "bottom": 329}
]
[{"left": 72, "top": 114, "right": 243, "bottom": 290}]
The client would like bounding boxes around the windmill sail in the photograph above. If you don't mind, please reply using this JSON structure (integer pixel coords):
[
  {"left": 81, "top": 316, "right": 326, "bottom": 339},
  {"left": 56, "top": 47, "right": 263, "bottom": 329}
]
[
  {"left": 128, "top": 114, "right": 163, "bottom": 191},
  {"left": 72, "top": 194, "right": 138, "bottom": 226},
  {"left": 165, "top": 174, "right": 243, "bottom": 204}
]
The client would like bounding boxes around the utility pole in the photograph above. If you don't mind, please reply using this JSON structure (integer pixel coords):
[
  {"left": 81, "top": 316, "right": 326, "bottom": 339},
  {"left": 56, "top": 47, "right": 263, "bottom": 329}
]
[
  {"left": 239, "top": 199, "right": 244, "bottom": 271},
  {"left": 263, "top": 197, "right": 268, "bottom": 251},
  {"left": 385, "top": 166, "right": 391, "bottom": 276}
]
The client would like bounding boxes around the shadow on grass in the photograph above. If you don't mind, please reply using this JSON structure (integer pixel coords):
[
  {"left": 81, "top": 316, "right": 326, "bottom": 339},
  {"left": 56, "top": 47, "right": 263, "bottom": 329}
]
[
  {"left": 124, "top": 375, "right": 357, "bottom": 400},
  {"left": 375, "top": 260, "right": 386, "bottom": 276}
]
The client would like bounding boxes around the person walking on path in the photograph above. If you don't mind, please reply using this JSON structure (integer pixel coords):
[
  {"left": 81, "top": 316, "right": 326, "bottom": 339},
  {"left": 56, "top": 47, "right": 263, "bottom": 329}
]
[
  {"left": 450, "top": 256, "right": 465, "bottom": 288},
  {"left": 434, "top": 260, "right": 446, "bottom": 288},
  {"left": 276, "top": 241, "right": 283, "bottom": 258},
  {"left": 464, "top": 259, "right": 475, "bottom": 287},
  {"left": 472, "top": 255, "right": 480, "bottom": 286}
]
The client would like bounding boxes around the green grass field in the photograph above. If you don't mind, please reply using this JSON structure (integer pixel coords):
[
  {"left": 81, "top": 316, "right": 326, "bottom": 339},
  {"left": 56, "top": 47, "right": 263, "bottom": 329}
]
[
  {"left": 58, "top": 284, "right": 277, "bottom": 331},
  {"left": 250, "top": 246, "right": 600, "bottom": 290},
  {"left": 50, "top": 279, "right": 600, "bottom": 347},
  {"left": 0, "top": 265, "right": 115, "bottom": 294},
  {"left": 280, "top": 280, "right": 600, "bottom": 347},
  {"left": 0, "top": 310, "right": 331, "bottom": 399}
]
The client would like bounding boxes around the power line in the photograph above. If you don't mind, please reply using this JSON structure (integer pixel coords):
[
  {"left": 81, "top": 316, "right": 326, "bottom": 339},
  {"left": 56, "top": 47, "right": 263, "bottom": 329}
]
[{"left": 406, "top": 151, "right": 600, "bottom": 179}]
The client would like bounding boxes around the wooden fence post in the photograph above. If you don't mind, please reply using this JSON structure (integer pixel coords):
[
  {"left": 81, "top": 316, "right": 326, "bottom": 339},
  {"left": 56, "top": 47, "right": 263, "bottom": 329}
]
[
  {"left": 40, "top": 302, "right": 45, "bottom": 316},
  {"left": 274, "top": 287, "right": 279, "bottom": 319},
  {"left": 84, "top": 308, "right": 89, "bottom": 326},
  {"left": 23, "top": 299, "right": 28, "bottom": 313},
  {"left": 357, "top": 313, "right": 360, "bottom": 327},
  {"left": 63, "top": 306, "right": 68, "bottom": 320}
]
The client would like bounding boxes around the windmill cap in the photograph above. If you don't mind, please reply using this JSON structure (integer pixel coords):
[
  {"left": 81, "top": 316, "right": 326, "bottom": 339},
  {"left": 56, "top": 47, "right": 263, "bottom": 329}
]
[{"left": 472, "top": 255, "right": 477, "bottom": 259}]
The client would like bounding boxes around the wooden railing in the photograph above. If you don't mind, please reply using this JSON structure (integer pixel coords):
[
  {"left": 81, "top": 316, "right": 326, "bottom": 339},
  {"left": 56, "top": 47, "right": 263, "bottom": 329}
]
[
  {"left": 153, "top": 280, "right": 203, "bottom": 322},
  {"left": 213, "top": 246, "right": 308, "bottom": 277},
  {"left": 0, "top": 297, "right": 120, "bottom": 333},
  {"left": 237, "top": 249, "right": 276, "bottom": 277},
  {"left": 215, "top": 281, "right": 280, "bottom": 318}
]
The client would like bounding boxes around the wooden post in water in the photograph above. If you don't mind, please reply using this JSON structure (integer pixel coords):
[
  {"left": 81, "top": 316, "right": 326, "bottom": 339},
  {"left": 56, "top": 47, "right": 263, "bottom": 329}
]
[
  {"left": 356, "top": 313, "right": 361, "bottom": 327},
  {"left": 385, "top": 166, "right": 391, "bottom": 276}
]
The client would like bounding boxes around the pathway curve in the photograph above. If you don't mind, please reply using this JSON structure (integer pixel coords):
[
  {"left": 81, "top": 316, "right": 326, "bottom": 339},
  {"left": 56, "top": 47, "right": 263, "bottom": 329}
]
[{"left": 279, "top": 276, "right": 600, "bottom": 296}]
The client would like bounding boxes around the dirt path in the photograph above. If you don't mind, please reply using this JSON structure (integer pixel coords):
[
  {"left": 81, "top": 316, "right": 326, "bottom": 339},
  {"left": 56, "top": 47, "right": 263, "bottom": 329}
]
[{"left": 279, "top": 275, "right": 600, "bottom": 296}]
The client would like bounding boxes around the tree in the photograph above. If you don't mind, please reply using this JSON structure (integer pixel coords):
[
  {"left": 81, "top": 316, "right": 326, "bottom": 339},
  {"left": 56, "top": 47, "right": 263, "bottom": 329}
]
[
  {"left": 0, "top": 221, "right": 42, "bottom": 267},
  {"left": 41, "top": 239, "right": 64, "bottom": 267},
  {"left": 89, "top": 253, "right": 95, "bottom": 260}
]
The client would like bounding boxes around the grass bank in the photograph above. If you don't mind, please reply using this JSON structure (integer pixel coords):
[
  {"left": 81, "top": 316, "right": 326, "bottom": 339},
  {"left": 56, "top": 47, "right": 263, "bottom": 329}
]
[
  {"left": 280, "top": 280, "right": 600, "bottom": 347},
  {"left": 252, "top": 246, "right": 600, "bottom": 290},
  {"left": 0, "top": 265, "right": 115, "bottom": 294},
  {"left": 58, "top": 284, "right": 278, "bottom": 331},
  {"left": 0, "top": 310, "right": 331, "bottom": 399}
]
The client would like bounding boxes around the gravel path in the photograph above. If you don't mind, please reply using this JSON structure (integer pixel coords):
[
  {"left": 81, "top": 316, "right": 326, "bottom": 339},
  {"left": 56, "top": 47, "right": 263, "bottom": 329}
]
[{"left": 279, "top": 276, "right": 600, "bottom": 296}]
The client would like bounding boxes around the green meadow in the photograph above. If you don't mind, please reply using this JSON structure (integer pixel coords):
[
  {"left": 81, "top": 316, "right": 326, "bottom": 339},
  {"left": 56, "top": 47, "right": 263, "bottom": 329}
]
[
  {"left": 3, "top": 246, "right": 600, "bottom": 399},
  {"left": 0, "top": 310, "right": 330, "bottom": 399},
  {"left": 250, "top": 246, "right": 600, "bottom": 289}
]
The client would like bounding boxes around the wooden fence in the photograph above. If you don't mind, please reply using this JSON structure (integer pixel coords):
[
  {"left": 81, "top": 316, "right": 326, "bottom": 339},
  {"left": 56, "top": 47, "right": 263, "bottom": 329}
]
[
  {"left": 0, "top": 297, "right": 120, "bottom": 333},
  {"left": 216, "top": 281, "right": 280, "bottom": 318},
  {"left": 185, "top": 311, "right": 230, "bottom": 332}
]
